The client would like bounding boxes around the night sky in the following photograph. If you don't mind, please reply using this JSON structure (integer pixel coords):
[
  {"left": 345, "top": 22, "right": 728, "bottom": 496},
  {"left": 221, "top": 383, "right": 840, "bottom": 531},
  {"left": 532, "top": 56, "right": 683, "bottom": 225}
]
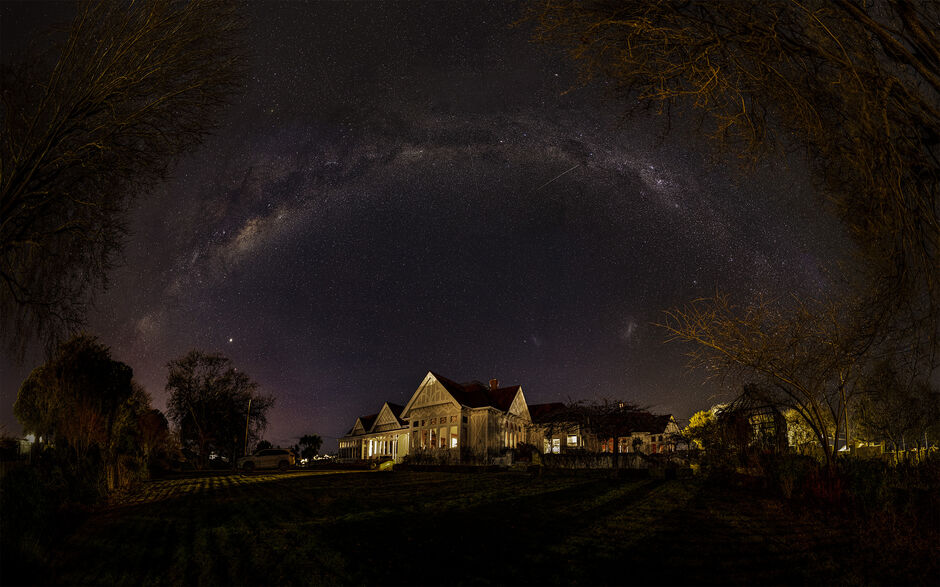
[{"left": 0, "top": 1, "right": 850, "bottom": 451}]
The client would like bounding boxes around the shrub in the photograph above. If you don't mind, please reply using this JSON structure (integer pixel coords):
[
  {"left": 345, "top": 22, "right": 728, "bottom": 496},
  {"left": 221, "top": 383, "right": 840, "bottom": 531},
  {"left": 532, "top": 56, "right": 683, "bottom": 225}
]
[
  {"left": 837, "top": 458, "right": 891, "bottom": 512},
  {"left": 0, "top": 458, "right": 95, "bottom": 584},
  {"left": 760, "top": 452, "right": 818, "bottom": 499}
]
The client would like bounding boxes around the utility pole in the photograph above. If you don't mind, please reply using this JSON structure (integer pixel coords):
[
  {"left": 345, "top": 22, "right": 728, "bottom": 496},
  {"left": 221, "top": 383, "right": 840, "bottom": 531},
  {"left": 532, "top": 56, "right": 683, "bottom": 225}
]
[{"left": 243, "top": 396, "right": 252, "bottom": 456}]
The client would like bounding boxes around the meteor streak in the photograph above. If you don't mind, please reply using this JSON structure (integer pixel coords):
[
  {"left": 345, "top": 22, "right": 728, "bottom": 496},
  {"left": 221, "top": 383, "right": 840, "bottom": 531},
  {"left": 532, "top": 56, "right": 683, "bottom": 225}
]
[{"left": 533, "top": 163, "right": 581, "bottom": 192}]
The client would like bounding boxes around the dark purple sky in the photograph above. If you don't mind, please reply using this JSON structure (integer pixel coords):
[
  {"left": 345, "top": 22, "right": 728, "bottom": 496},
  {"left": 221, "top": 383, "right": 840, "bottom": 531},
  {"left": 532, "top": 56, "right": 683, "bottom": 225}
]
[{"left": 0, "top": 1, "right": 849, "bottom": 451}]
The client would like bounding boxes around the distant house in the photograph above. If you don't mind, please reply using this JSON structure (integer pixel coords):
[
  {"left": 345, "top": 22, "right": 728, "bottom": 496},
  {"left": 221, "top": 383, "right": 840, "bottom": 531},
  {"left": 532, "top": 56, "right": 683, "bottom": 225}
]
[
  {"left": 529, "top": 402, "right": 679, "bottom": 455},
  {"left": 528, "top": 402, "right": 598, "bottom": 453},
  {"left": 598, "top": 413, "right": 681, "bottom": 454},
  {"left": 339, "top": 371, "right": 532, "bottom": 463}
]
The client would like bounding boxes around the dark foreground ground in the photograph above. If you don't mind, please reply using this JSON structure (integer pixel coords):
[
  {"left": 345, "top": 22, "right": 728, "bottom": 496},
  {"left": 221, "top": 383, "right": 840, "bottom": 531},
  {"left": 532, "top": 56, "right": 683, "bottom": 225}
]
[{"left": 6, "top": 470, "right": 937, "bottom": 585}]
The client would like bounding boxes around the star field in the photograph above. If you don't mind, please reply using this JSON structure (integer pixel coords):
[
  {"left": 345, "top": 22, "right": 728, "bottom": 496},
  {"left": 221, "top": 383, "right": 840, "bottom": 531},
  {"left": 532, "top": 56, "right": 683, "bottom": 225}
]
[{"left": 0, "top": 2, "right": 849, "bottom": 450}]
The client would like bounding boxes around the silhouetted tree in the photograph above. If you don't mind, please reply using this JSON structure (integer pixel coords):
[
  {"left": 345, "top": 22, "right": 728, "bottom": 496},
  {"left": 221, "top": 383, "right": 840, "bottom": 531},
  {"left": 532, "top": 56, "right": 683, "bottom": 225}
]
[
  {"left": 528, "top": 1, "right": 939, "bottom": 328},
  {"left": 299, "top": 434, "right": 323, "bottom": 460},
  {"left": 13, "top": 334, "right": 142, "bottom": 491},
  {"left": 255, "top": 440, "right": 273, "bottom": 452},
  {"left": 165, "top": 351, "right": 274, "bottom": 468},
  {"left": 529, "top": 2, "right": 940, "bottom": 414},
  {"left": 136, "top": 406, "right": 172, "bottom": 475},
  {"left": 854, "top": 361, "right": 940, "bottom": 458},
  {"left": 539, "top": 399, "right": 648, "bottom": 466},
  {"left": 0, "top": 0, "right": 244, "bottom": 359}
]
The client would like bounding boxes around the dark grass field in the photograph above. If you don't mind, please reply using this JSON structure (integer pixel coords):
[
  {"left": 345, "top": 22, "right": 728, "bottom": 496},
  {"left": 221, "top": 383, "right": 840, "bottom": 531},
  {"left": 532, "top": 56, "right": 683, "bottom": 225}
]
[{"left": 11, "top": 470, "right": 937, "bottom": 585}]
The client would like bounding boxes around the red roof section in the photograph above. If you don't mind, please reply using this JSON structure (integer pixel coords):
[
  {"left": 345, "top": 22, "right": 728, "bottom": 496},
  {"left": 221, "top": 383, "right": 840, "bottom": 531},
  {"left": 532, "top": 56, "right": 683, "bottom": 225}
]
[
  {"left": 621, "top": 412, "right": 673, "bottom": 434},
  {"left": 429, "top": 372, "right": 522, "bottom": 411},
  {"left": 386, "top": 402, "right": 405, "bottom": 421},
  {"left": 356, "top": 413, "right": 378, "bottom": 433}
]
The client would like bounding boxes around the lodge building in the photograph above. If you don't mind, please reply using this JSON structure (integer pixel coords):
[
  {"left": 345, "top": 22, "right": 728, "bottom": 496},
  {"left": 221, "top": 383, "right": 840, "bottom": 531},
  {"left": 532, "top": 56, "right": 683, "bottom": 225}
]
[
  {"left": 339, "top": 371, "right": 531, "bottom": 462},
  {"left": 339, "top": 371, "right": 680, "bottom": 463}
]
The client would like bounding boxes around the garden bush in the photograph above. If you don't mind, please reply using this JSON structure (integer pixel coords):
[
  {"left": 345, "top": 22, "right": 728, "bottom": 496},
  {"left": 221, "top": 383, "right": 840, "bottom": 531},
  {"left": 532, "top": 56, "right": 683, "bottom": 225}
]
[{"left": 0, "top": 458, "right": 98, "bottom": 585}]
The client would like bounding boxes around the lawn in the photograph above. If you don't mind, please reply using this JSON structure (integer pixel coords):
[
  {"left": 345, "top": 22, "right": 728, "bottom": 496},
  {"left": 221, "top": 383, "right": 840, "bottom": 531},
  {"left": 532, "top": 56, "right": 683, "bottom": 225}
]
[{"left": 20, "top": 470, "right": 934, "bottom": 585}]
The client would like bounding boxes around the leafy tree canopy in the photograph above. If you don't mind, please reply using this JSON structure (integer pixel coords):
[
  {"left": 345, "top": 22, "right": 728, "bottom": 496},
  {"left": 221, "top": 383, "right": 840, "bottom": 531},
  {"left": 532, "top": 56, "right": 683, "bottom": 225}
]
[
  {"left": 299, "top": 434, "right": 323, "bottom": 460},
  {"left": 15, "top": 334, "right": 133, "bottom": 458},
  {"left": 684, "top": 409, "right": 717, "bottom": 450},
  {"left": 12, "top": 334, "right": 153, "bottom": 491},
  {"left": 854, "top": 361, "right": 940, "bottom": 451},
  {"left": 165, "top": 350, "right": 273, "bottom": 468}
]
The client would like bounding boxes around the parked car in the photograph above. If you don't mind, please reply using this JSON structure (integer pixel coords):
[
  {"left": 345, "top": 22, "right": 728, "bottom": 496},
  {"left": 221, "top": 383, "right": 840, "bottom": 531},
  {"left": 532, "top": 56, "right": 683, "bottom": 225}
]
[{"left": 237, "top": 448, "right": 295, "bottom": 471}]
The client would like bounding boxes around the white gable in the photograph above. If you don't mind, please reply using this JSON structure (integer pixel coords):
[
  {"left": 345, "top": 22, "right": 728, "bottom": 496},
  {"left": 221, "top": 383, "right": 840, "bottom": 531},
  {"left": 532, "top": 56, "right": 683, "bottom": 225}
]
[
  {"left": 351, "top": 419, "right": 366, "bottom": 435},
  {"left": 508, "top": 388, "right": 531, "bottom": 421},
  {"left": 375, "top": 404, "right": 398, "bottom": 427},
  {"left": 665, "top": 417, "right": 680, "bottom": 434},
  {"left": 373, "top": 403, "right": 404, "bottom": 432},
  {"left": 401, "top": 372, "right": 461, "bottom": 418}
]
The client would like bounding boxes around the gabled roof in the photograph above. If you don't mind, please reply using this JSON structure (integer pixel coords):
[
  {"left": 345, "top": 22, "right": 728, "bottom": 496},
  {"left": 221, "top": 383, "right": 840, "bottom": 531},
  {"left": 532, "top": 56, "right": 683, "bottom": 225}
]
[
  {"left": 360, "top": 413, "right": 378, "bottom": 431},
  {"left": 623, "top": 412, "right": 674, "bottom": 435},
  {"left": 346, "top": 401, "right": 408, "bottom": 438},
  {"left": 348, "top": 413, "right": 378, "bottom": 436},
  {"left": 427, "top": 372, "right": 523, "bottom": 411},
  {"left": 387, "top": 402, "right": 405, "bottom": 419},
  {"left": 373, "top": 402, "right": 408, "bottom": 431}
]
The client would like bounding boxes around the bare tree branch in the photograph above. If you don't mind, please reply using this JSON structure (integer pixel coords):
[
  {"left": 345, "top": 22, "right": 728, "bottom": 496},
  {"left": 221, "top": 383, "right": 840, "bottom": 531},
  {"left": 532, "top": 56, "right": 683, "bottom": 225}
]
[{"left": 1, "top": 0, "right": 245, "bottom": 359}]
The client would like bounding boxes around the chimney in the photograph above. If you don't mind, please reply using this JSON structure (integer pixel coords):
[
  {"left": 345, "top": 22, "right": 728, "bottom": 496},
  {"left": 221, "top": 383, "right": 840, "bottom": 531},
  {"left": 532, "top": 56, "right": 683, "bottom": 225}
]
[{"left": 489, "top": 378, "right": 499, "bottom": 391}]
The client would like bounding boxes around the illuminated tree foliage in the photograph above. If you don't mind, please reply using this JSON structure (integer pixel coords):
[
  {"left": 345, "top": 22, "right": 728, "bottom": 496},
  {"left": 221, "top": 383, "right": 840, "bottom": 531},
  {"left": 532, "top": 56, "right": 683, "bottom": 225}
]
[
  {"left": 0, "top": 0, "right": 244, "bottom": 358},
  {"left": 784, "top": 408, "right": 819, "bottom": 454},
  {"left": 165, "top": 351, "right": 274, "bottom": 468},
  {"left": 684, "top": 408, "right": 717, "bottom": 450},
  {"left": 529, "top": 0, "right": 940, "bottom": 352}
]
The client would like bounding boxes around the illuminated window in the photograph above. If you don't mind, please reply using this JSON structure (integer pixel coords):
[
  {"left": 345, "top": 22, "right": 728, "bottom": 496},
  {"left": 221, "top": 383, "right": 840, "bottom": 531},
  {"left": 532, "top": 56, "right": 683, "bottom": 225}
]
[
  {"left": 430, "top": 418, "right": 436, "bottom": 425},
  {"left": 543, "top": 439, "right": 550, "bottom": 453},
  {"left": 450, "top": 426, "right": 458, "bottom": 448},
  {"left": 440, "top": 427, "right": 447, "bottom": 448},
  {"left": 450, "top": 415, "right": 457, "bottom": 423},
  {"left": 567, "top": 435, "right": 578, "bottom": 446},
  {"left": 551, "top": 438, "right": 561, "bottom": 454},
  {"left": 423, "top": 429, "right": 430, "bottom": 449}
]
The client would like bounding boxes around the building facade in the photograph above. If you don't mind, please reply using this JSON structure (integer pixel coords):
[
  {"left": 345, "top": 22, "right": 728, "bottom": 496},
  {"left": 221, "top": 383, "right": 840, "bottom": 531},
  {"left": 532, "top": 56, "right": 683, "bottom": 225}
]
[
  {"left": 528, "top": 402, "right": 598, "bottom": 453},
  {"left": 339, "top": 371, "right": 680, "bottom": 463},
  {"left": 340, "top": 371, "right": 532, "bottom": 463},
  {"left": 337, "top": 402, "right": 409, "bottom": 461},
  {"left": 601, "top": 414, "right": 681, "bottom": 454}
]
